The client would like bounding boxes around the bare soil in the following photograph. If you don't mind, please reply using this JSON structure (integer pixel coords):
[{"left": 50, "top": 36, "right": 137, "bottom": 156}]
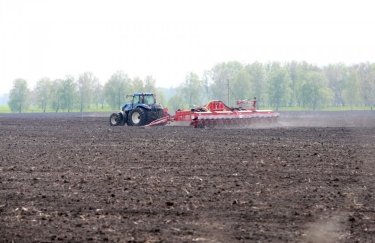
[{"left": 1, "top": 111, "right": 375, "bottom": 242}]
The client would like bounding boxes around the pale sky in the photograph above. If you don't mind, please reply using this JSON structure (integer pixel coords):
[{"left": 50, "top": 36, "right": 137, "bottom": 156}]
[{"left": 1, "top": 0, "right": 375, "bottom": 94}]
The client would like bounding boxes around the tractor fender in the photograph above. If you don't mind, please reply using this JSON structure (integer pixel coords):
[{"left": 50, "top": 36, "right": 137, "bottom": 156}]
[
  {"left": 134, "top": 104, "right": 152, "bottom": 110},
  {"left": 122, "top": 103, "right": 132, "bottom": 112}
]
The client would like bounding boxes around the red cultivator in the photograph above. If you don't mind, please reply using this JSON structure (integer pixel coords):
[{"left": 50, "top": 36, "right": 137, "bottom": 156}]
[
  {"left": 147, "top": 99, "right": 279, "bottom": 128},
  {"left": 109, "top": 93, "right": 278, "bottom": 128}
]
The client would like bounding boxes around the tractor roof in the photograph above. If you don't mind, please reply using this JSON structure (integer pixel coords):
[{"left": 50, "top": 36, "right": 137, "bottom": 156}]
[{"left": 133, "top": 92, "right": 154, "bottom": 96}]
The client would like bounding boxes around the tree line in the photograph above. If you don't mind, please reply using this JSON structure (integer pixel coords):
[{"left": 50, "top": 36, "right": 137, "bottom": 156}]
[
  {"left": 8, "top": 61, "right": 375, "bottom": 113},
  {"left": 169, "top": 61, "right": 375, "bottom": 111},
  {"left": 8, "top": 71, "right": 163, "bottom": 113}
]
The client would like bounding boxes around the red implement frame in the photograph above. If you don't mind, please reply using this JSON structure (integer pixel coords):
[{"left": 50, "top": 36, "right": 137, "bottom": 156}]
[{"left": 146, "top": 100, "right": 279, "bottom": 128}]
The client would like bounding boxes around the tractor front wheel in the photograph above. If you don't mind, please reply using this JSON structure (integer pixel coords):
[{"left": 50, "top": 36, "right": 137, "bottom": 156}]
[
  {"left": 128, "top": 108, "right": 147, "bottom": 126},
  {"left": 109, "top": 113, "right": 125, "bottom": 126}
]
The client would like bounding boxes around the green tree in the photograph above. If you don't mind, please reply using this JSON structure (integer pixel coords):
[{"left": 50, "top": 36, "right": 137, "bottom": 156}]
[
  {"left": 35, "top": 78, "right": 51, "bottom": 112},
  {"left": 209, "top": 61, "right": 243, "bottom": 106},
  {"left": 356, "top": 63, "right": 375, "bottom": 107},
  {"left": 144, "top": 76, "right": 157, "bottom": 93},
  {"left": 131, "top": 77, "right": 144, "bottom": 93},
  {"left": 324, "top": 64, "right": 348, "bottom": 106},
  {"left": 300, "top": 71, "right": 332, "bottom": 110},
  {"left": 232, "top": 67, "right": 252, "bottom": 101},
  {"left": 180, "top": 72, "right": 204, "bottom": 107},
  {"left": 93, "top": 82, "right": 105, "bottom": 109},
  {"left": 50, "top": 79, "right": 63, "bottom": 112},
  {"left": 286, "top": 61, "right": 298, "bottom": 106},
  {"left": 342, "top": 66, "right": 361, "bottom": 109},
  {"left": 167, "top": 94, "right": 187, "bottom": 112},
  {"left": 267, "top": 63, "right": 291, "bottom": 110},
  {"left": 104, "top": 71, "right": 131, "bottom": 109},
  {"left": 202, "top": 70, "right": 211, "bottom": 102},
  {"left": 8, "top": 79, "right": 29, "bottom": 113},
  {"left": 60, "top": 76, "right": 76, "bottom": 112},
  {"left": 246, "top": 62, "right": 267, "bottom": 106},
  {"left": 286, "top": 61, "right": 319, "bottom": 107},
  {"left": 77, "top": 72, "right": 98, "bottom": 112},
  {"left": 155, "top": 88, "right": 166, "bottom": 106},
  {"left": 286, "top": 61, "right": 321, "bottom": 107}
]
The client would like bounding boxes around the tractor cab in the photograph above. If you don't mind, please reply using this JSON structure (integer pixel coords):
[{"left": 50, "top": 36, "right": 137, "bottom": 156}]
[
  {"left": 121, "top": 93, "right": 157, "bottom": 112},
  {"left": 131, "top": 93, "right": 156, "bottom": 106}
]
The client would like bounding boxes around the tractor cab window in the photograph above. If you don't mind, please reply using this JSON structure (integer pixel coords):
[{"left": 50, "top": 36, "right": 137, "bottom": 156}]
[
  {"left": 144, "top": 95, "right": 155, "bottom": 105},
  {"left": 133, "top": 95, "right": 142, "bottom": 104}
]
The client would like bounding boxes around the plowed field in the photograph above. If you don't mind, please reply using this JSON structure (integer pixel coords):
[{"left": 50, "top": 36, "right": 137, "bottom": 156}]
[{"left": 1, "top": 111, "right": 375, "bottom": 242}]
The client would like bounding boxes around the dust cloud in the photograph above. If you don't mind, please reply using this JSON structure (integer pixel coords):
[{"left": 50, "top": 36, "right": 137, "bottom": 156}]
[
  {"left": 303, "top": 213, "right": 347, "bottom": 243},
  {"left": 278, "top": 111, "right": 375, "bottom": 128}
]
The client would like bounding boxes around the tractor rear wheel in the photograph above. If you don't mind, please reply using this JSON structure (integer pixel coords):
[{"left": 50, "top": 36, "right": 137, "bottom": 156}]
[{"left": 128, "top": 108, "right": 147, "bottom": 126}]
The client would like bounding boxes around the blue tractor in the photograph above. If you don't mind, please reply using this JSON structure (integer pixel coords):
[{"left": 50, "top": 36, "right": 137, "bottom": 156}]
[{"left": 109, "top": 93, "right": 165, "bottom": 126}]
